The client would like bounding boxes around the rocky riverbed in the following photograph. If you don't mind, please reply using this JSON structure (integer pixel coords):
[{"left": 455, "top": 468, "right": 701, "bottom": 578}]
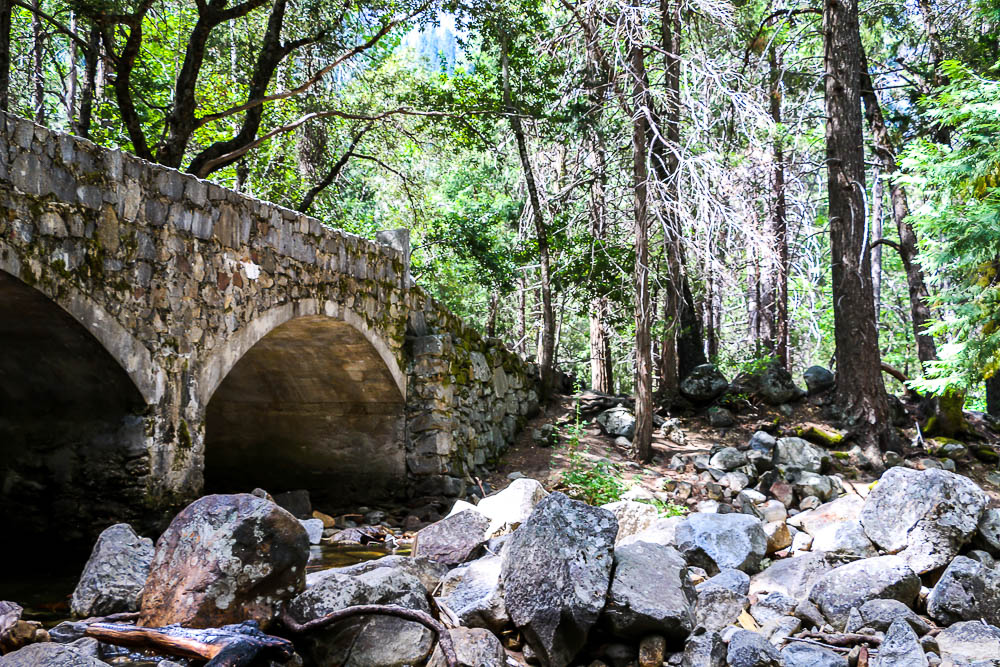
[{"left": 4, "top": 439, "right": 1000, "bottom": 667}]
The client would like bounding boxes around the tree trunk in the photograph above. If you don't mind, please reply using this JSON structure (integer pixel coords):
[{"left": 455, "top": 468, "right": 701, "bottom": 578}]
[
  {"left": 0, "top": 0, "right": 10, "bottom": 111},
  {"left": 501, "top": 35, "right": 555, "bottom": 397},
  {"left": 487, "top": 291, "right": 498, "bottom": 338},
  {"left": 987, "top": 374, "right": 1000, "bottom": 419},
  {"left": 31, "top": 0, "right": 43, "bottom": 123},
  {"left": 871, "top": 167, "right": 883, "bottom": 318},
  {"left": 75, "top": 28, "right": 99, "bottom": 138},
  {"left": 859, "top": 51, "right": 939, "bottom": 366},
  {"left": 766, "top": 45, "right": 789, "bottom": 367},
  {"left": 518, "top": 275, "right": 527, "bottom": 355},
  {"left": 917, "top": 0, "right": 950, "bottom": 144},
  {"left": 631, "top": 43, "right": 653, "bottom": 463},
  {"left": 824, "top": 0, "right": 890, "bottom": 462},
  {"left": 585, "top": 44, "right": 613, "bottom": 394}
]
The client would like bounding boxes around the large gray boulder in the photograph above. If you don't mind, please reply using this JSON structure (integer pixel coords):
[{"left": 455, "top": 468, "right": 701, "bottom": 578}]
[
  {"left": 803, "top": 366, "right": 835, "bottom": 394},
  {"left": 859, "top": 467, "right": 988, "bottom": 574},
  {"left": 807, "top": 555, "right": 920, "bottom": 629},
  {"left": 602, "top": 500, "right": 659, "bottom": 543},
  {"left": 926, "top": 555, "right": 1000, "bottom": 626},
  {"left": 975, "top": 507, "right": 1000, "bottom": 556},
  {"left": 619, "top": 516, "right": 684, "bottom": 548},
  {"left": 936, "top": 621, "right": 1000, "bottom": 664},
  {"left": 309, "top": 555, "right": 448, "bottom": 595},
  {"left": 140, "top": 493, "right": 308, "bottom": 629},
  {"left": 604, "top": 542, "right": 694, "bottom": 638},
  {"left": 287, "top": 566, "right": 434, "bottom": 666},
  {"left": 501, "top": 492, "right": 617, "bottom": 667},
  {"left": 726, "top": 629, "right": 783, "bottom": 667},
  {"left": 873, "top": 619, "right": 927, "bottom": 667},
  {"left": 681, "top": 629, "right": 726, "bottom": 666},
  {"left": 749, "top": 552, "right": 833, "bottom": 603},
  {"left": 680, "top": 364, "right": 729, "bottom": 403},
  {"left": 772, "top": 438, "right": 828, "bottom": 473},
  {"left": 70, "top": 523, "right": 154, "bottom": 617},
  {"left": 436, "top": 555, "right": 508, "bottom": 631},
  {"left": 757, "top": 363, "right": 803, "bottom": 405},
  {"left": 0, "top": 642, "right": 106, "bottom": 667},
  {"left": 413, "top": 509, "right": 489, "bottom": 566},
  {"left": 781, "top": 642, "right": 847, "bottom": 666},
  {"left": 675, "top": 513, "right": 768, "bottom": 574},
  {"left": 596, "top": 406, "right": 636, "bottom": 440},
  {"left": 845, "top": 599, "right": 931, "bottom": 635},
  {"left": 427, "top": 627, "right": 506, "bottom": 667},
  {"left": 694, "top": 583, "right": 746, "bottom": 633}
]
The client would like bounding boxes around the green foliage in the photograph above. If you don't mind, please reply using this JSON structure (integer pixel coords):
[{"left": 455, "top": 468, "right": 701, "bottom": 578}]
[{"left": 560, "top": 459, "right": 629, "bottom": 506}]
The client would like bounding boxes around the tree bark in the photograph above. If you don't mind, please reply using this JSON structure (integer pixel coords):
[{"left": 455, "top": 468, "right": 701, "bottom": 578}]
[
  {"left": 871, "top": 167, "right": 883, "bottom": 318},
  {"left": 987, "top": 374, "right": 1000, "bottom": 419},
  {"left": 766, "top": 44, "right": 789, "bottom": 367},
  {"left": 917, "top": 0, "right": 950, "bottom": 144},
  {"left": 0, "top": 0, "right": 10, "bottom": 111},
  {"left": 74, "top": 27, "right": 99, "bottom": 137},
  {"left": 631, "top": 42, "right": 653, "bottom": 463},
  {"left": 501, "top": 34, "right": 555, "bottom": 397},
  {"left": 859, "top": 50, "right": 939, "bottom": 365},
  {"left": 824, "top": 0, "right": 890, "bottom": 460}
]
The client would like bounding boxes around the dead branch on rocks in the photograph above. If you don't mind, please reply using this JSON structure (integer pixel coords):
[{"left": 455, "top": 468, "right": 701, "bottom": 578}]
[
  {"left": 84, "top": 621, "right": 295, "bottom": 667},
  {"left": 796, "top": 629, "right": 882, "bottom": 647},
  {"left": 280, "top": 604, "right": 459, "bottom": 667}
]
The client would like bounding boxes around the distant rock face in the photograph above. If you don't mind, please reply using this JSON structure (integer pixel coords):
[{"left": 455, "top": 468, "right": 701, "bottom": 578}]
[
  {"left": 603, "top": 542, "right": 694, "bottom": 639},
  {"left": 803, "top": 366, "right": 835, "bottom": 394},
  {"left": 679, "top": 364, "right": 729, "bottom": 403},
  {"left": 288, "top": 566, "right": 434, "bottom": 667},
  {"left": 139, "top": 494, "right": 309, "bottom": 629},
  {"left": 926, "top": 555, "right": 1000, "bottom": 626},
  {"left": 596, "top": 406, "right": 636, "bottom": 440},
  {"left": 807, "top": 555, "right": 920, "bottom": 629},
  {"left": 70, "top": 523, "right": 153, "bottom": 617},
  {"left": 413, "top": 509, "right": 489, "bottom": 566},
  {"left": 500, "top": 492, "right": 617, "bottom": 667},
  {"left": 859, "top": 467, "right": 988, "bottom": 573},
  {"left": 674, "top": 513, "right": 768, "bottom": 574}
]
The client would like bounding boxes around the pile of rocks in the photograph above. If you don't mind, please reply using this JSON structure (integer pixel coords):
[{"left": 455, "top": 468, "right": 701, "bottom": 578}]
[{"left": 5, "top": 445, "right": 1000, "bottom": 667}]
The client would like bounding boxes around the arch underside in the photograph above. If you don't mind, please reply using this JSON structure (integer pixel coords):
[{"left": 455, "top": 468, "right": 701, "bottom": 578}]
[
  {"left": 0, "top": 271, "right": 151, "bottom": 560},
  {"left": 204, "top": 315, "right": 407, "bottom": 508}
]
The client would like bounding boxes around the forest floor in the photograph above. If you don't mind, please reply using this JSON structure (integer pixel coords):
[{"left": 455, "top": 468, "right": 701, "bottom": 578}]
[{"left": 484, "top": 391, "right": 1000, "bottom": 508}]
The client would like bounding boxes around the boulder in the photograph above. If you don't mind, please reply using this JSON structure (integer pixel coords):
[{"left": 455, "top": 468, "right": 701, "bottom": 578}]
[
  {"left": 693, "top": 584, "right": 746, "bottom": 633},
  {"left": 803, "top": 366, "right": 835, "bottom": 394},
  {"left": 70, "top": 523, "right": 154, "bottom": 617},
  {"left": 763, "top": 522, "right": 792, "bottom": 555},
  {"left": 681, "top": 629, "right": 726, "bottom": 666},
  {"left": 749, "top": 592, "right": 798, "bottom": 625},
  {"left": 602, "top": 501, "right": 660, "bottom": 544},
  {"left": 859, "top": 467, "right": 988, "bottom": 574},
  {"left": 501, "top": 492, "right": 617, "bottom": 667},
  {"left": 708, "top": 407, "right": 736, "bottom": 427},
  {"left": 273, "top": 489, "right": 311, "bottom": 519},
  {"left": 287, "top": 567, "right": 434, "bottom": 666},
  {"left": 787, "top": 495, "right": 862, "bottom": 533},
  {"left": 619, "top": 516, "right": 684, "bottom": 548},
  {"left": 926, "top": 555, "right": 1000, "bottom": 626},
  {"left": 789, "top": 472, "right": 837, "bottom": 503},
  {"left": 772, "top": 438, "right": 828, "bottom": 473},
  {"left": 699, "top": 569, "right": 751, "bottom": 597},
  {"left": 749, "top": 552, "right": 833, "bottom": 603},
  {"left": 675, "top": 513, "right": 768, "bottom": 574},
  {"left": 299, "top": 518, "right": 324, "bottom": 545},
  {"left": 140, "top": 494, "right": 309, "bottom": 629},
  {"left": 749, "top": 431, "right": 777, "bottom": 454},
  {"left": 873, "top": 619, "right": 927, "bottom": 667},
  {"left": 426, "top": 627, "right": 506, "bottom": 667},
  {"left": 604, "top": 542, "right": 694, "bottom": 638},
  {"left": 975, "top": 507, "right": 1000, "bottom": 556},
  {"left": 308, "top": 555, "right": 448, "bottom": 594},
  {"left": 807, "top": 555, "right": 920, "bottom": 629},
  {"left": 726, "top": 629, "right": 783, "bottom": 667},
  {"left": 436, "top": 555, "right": 508, "bottom": 631},
  {"left": 781, "top": 642, "right": 847, "bottom": 667},
  {"left": 680, "top": 364, "right": 729, "bottom": 403},
  {"left": 413, "top": 509, "right": 489, "bottom": 566},
  {"left": 710, "top": 448, "right": 748, "bottom": 472},
  {"left": 476, "top": 478, "right": 548, "bottom": 538},
  {"left": 596, "top": 406, "right": 636, "bottom": 439},
  {"left": 758, "top": 363, "right": 803, "bottom": 405},
  {"left": 936, "top": 621, "right": 1000, "bottom": 664},
  {"left": 808, "top": 521, "right": 876, "bottom": 561},
  {"left": 845, "top": 599, "right": 930, "bottom": 635},
  {"left": 0, "top": 642, "right": 107, "bottom": 667}
]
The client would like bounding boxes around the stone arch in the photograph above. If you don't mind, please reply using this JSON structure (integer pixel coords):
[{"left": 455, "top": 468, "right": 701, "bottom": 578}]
[
  {"left": 0, "top": 263, "right": 155, "bottom": 563},
  {"left": 200, "top": 299, "right": 408, "bottom": 508}
]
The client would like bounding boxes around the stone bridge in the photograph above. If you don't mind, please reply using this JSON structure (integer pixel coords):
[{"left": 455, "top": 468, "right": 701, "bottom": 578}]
[{"left": 0, "top": 112, "right": 539, "bottom": 549}]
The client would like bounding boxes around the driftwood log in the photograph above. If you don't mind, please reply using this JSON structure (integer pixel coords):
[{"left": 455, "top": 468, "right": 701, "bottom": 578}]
[
  {"left": 84, "top": 621, "right": 295, "bottom": 666},
  {"left": 280, "top": 604, "right": 459, "bottom": 667}
]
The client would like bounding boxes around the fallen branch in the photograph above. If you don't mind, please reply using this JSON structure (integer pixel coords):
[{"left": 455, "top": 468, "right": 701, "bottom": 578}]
[
  {"left": 880, "top": 362, "right": 920, "bottom": 398},
  {"left": 796, "top": 630, "right": 882, "bottom": 647},
  {"left": 280, "top": 604, "right": 458, "bottom": 667},
  {"left": 84, "top": 621, "right": 295, "bottom": 666}
]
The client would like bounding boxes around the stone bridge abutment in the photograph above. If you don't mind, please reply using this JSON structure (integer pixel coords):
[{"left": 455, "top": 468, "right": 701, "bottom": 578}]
[{"left": 0, "top": 112, "right": 538, "bottom": 552}]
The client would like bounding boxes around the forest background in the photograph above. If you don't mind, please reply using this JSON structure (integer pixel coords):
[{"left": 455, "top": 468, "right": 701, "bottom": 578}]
[{"left": 3, "top": 0, "right": 999, "bottom": 460}]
